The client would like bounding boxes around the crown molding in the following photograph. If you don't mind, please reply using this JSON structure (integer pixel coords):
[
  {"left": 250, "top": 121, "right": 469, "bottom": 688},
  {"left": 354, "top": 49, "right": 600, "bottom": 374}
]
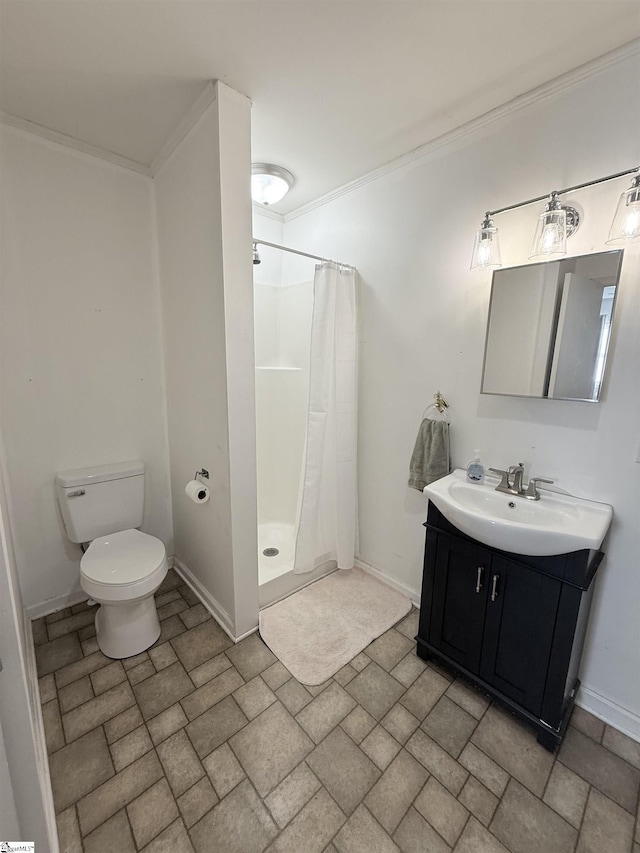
[
  {"left": 2, "top": 38, "right": 637, "bottom": 207},
  {"left": 150, "top": 80, "right": 252, "bottom": 176},
  {"left": 252, "top": 203, "right": 285, "bottom": 223},
  {"left": 0, "top": 81, "right": 221, "bottom": 180},
  {"left": 149, "top": 81, "right": 217, "bottom": 176},
  {"left": 284, "top": 38, "right": 640, "bottom": 222},
  {"left": 0, "top": 112, "right": 152, "bottom": 176}
]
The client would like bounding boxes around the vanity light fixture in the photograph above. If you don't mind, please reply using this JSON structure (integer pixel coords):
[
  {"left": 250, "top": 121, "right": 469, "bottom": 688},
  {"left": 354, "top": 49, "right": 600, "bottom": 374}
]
[
  {"left": 529, "top": 192, "right": 580, "bottom": 261},
  {"left": 607, "top": 171, "right": 640, "bottom": 244},
  {"left": 251, "top": 163, "right": 295, "bottom": 206},
  {"left": 470, "top": 213, "right": 502, "bottom": 270},
  {"left": 471, "top": 165, "right": 640, "bottom": 270}
]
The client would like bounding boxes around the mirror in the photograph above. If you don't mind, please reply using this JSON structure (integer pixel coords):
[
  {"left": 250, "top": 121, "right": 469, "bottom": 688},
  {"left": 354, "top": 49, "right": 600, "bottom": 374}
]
[{"left": 481, "top": 250, "right": 623, "bottom": 401}]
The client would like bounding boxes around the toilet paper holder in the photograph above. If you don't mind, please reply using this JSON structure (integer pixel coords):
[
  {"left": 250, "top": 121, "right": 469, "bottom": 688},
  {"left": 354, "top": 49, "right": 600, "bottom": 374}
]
[{"left": 195, "top": 468, "right": 209, "bottom": 482}]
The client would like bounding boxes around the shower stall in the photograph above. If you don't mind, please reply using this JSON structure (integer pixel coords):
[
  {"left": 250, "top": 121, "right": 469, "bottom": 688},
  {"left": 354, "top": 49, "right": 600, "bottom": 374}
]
[{"left": 253, "top": 239, "right": 357, "bottom": 607}]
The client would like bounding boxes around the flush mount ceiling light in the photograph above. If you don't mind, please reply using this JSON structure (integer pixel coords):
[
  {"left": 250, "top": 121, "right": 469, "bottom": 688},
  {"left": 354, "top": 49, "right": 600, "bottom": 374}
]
[
  {"left": 471, "top": 165, "right": 639, "bottom": 271},
  {"left": 251, "top": 163, "right": 295, "bottom": 206}
]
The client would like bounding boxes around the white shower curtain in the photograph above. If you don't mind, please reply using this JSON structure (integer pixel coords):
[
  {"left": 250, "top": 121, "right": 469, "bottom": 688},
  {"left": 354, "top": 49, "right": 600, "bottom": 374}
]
[{"left": 294, "top": 262, "right": 358, "bottom": 574}]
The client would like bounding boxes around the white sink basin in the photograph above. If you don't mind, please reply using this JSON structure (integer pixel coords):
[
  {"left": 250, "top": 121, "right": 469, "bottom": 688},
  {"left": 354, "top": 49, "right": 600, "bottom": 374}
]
[{"left": 423, "top": 469, "right": 613, "bottom": 556}]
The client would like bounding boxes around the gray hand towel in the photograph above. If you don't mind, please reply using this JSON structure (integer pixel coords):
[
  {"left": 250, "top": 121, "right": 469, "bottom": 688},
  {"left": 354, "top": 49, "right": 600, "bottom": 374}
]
[{"left": 408, "top": 418, "right": 450, "bottom": 490}]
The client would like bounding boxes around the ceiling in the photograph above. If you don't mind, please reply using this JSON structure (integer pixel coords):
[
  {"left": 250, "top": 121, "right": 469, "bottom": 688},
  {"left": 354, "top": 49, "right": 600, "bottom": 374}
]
[{"left": 1, "top": 1, "right": 639, "bottom": 214}]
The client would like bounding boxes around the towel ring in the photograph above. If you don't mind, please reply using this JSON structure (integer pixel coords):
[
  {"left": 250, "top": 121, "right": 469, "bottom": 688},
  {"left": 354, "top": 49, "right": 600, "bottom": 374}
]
[{"left": 422, "top": 391, "right": 450, "bottom": 422}]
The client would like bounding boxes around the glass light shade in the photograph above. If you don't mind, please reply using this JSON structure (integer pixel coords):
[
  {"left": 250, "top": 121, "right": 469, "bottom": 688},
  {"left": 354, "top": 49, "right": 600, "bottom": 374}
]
[
  {"left": 529, "top": 205, "right": 567, "bottom": 260},
  {"left": 470, "top": 217, "right": 501, "bottom": 270},
  {"left": 251, "top": 164, "right": 294, "bottom": 206},
  {"left": 606, "top": 177, "right": 640, "bottom": 244},
  {"left": 251, "top": 173, "right": 289, "bottom": 205}
]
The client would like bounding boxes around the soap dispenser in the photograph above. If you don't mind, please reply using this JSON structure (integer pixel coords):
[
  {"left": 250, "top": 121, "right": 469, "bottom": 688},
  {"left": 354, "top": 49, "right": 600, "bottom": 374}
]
[{"left": 466, "top": 450, "right": 485, "bottom": 484}]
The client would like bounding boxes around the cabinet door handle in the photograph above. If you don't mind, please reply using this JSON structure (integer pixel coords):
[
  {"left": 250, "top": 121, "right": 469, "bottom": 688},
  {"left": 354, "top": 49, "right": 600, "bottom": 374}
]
[
  {"left": 475, "top": 566, "right": 484, "bottom": 593},
  {"left": 491, "top": 574, "right": 500, "bottom": 602}
]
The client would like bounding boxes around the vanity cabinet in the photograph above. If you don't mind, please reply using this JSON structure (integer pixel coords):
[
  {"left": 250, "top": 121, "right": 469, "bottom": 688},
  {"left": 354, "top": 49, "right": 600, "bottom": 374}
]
[{"left": 417, "top": 503, "right": 602, "bottom": 751}]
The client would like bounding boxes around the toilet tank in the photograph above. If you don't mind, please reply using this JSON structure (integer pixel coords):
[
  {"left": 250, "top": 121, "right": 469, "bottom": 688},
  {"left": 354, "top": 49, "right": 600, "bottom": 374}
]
[{"left": 56, "top": 460, "right": 145, "bottom": 543}]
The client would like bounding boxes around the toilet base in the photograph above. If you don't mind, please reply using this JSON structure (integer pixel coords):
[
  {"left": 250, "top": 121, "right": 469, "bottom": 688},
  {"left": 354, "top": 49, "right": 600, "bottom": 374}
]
[{"left": 95, "top": 595, "right": 161, "bottom": 659}]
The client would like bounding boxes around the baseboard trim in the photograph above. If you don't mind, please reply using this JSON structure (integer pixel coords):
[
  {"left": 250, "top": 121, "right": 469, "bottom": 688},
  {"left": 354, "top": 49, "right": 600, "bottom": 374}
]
[
  {"left": 22, "top": 610, "right": 61, "bottom": 853},
  {"left": 26, "top": 589, "right": 88, "bottom": 621},
  {"left": 235, "top": 625, "right": 260, "bottom": 643},
  {"left": 577, "top": 685, "right": 640, "bottom": 743},
  {"left": 355, "top": 558, "right": 420, "bottom": 608},
  {"left": 172, "top": 557, "right": 239, "bottom": 643}
]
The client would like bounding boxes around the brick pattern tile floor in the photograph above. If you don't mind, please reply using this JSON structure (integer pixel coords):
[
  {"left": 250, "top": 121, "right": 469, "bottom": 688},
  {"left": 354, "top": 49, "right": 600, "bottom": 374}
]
[{"left": 33, "top": 570, "right": 640, "bottom": 853}]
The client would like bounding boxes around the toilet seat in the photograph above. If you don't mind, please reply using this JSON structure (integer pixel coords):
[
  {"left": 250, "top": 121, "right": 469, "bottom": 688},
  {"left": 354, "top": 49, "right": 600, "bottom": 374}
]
[{"left": 80, "top": 529, "right": 168, "bottom": 603}]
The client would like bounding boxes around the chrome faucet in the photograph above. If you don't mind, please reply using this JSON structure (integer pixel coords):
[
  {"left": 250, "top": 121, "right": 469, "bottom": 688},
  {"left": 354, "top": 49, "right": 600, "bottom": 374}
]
[
  {"left": 508, "top": 462, "right": 525, "bottom": 493},
  {"left": 488, "top": 462, "right": 525, "bottom": 495},
  {"left": 489, "top": 462, "right": 553, "bottom": 501}
]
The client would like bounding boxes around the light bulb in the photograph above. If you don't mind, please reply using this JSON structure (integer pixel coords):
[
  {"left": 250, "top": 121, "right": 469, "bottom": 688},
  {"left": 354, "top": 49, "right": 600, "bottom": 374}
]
[
  {"left": 541, "top": 222, "right": 561, "bottom": 252},
  {"left": 477, "top": 243, "right": 491, "bottom": 266},
  {"left": 622, "top": 208, "right": 640, "bottom": 237},
  {"left": 607, "top": 173, "right": 640, "bottom": 244},
  {"left": 470, "top": 214, "right": 501, "bottom": 271},
  {"left": 530, "top": 194, "right": 567, "bottom": 260}
]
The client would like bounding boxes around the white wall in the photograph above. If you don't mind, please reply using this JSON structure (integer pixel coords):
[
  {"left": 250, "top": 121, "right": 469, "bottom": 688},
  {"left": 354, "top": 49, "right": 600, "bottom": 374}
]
[
  {"left": 0, "top": 128, "right": 173, "bottom": 611},
  {"left": 0, "top": 717, "right": 20, "bottom": 839},
  {"left": 155, "top": 83, "right": 257, "bottom": 638},
  {"left": 155, "top": 102, "right": 233, "bottom": 627},
  {"left": 284, "top": 53, "right": 640, "bottom": 736},
  {"left": 0, "top": 443, "right": 54, "bottom": 849},
  {"left": 217, "top": 85, "right": 260, "bottom": 637}
]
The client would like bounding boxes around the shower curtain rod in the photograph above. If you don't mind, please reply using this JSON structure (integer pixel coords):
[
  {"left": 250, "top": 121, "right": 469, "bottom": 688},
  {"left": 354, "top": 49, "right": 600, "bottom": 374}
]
[{"left": 252, "top": 238, "right": 354, "bottom": 269}]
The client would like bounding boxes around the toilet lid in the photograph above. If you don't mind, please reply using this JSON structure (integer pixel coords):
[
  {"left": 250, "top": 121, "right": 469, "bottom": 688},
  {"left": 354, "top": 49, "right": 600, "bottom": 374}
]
[{"left": 81, "top": 529, "right": 166, "bottom": 585}]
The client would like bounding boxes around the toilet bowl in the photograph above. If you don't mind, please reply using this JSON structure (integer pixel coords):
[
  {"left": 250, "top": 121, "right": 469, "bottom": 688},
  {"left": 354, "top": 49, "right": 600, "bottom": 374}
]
[
  {"left": 56, "top": 460, "right": 170, "bottom": 660},
  {"left": 80, "top": 528, "right": 168, "bottom": 659}
]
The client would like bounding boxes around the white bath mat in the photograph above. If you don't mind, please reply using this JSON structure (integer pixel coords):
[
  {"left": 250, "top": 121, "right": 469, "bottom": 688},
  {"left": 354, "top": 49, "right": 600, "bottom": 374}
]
[{"left": 258, "top": 567, "right": 412, "bottom": 685}]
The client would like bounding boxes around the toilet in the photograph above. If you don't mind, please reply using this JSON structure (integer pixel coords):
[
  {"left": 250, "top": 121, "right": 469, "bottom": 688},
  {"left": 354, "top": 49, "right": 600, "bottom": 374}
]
[{"left": 56, "top": 460, "right": 168, "bottom": 659}]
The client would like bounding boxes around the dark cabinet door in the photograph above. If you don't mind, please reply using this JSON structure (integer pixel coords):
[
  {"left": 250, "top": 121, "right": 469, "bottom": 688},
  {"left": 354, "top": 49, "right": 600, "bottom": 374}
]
[
  {"left": 480, "top": 555, "right": 561, "bottom": 716},
  {"left": 429, "top": 533, "right": 491, "bottom": 674}
]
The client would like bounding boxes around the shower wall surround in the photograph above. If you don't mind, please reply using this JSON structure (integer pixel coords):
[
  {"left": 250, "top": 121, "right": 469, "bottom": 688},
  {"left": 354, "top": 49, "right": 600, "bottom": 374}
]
[
  {"left": 254, "top": 281, "right": 312, "bottom": 525},
  {"left": 279, "top": 51, "right": 640, "bottom": 737},
  {"left": 252, "top": 227, "right": 319, "bottom": 605}
]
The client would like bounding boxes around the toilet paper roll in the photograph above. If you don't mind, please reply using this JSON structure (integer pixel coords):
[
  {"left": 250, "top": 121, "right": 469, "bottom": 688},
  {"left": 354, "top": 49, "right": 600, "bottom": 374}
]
[{"left": 185, "top": 479, "right": 210, "bottom": 504}]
